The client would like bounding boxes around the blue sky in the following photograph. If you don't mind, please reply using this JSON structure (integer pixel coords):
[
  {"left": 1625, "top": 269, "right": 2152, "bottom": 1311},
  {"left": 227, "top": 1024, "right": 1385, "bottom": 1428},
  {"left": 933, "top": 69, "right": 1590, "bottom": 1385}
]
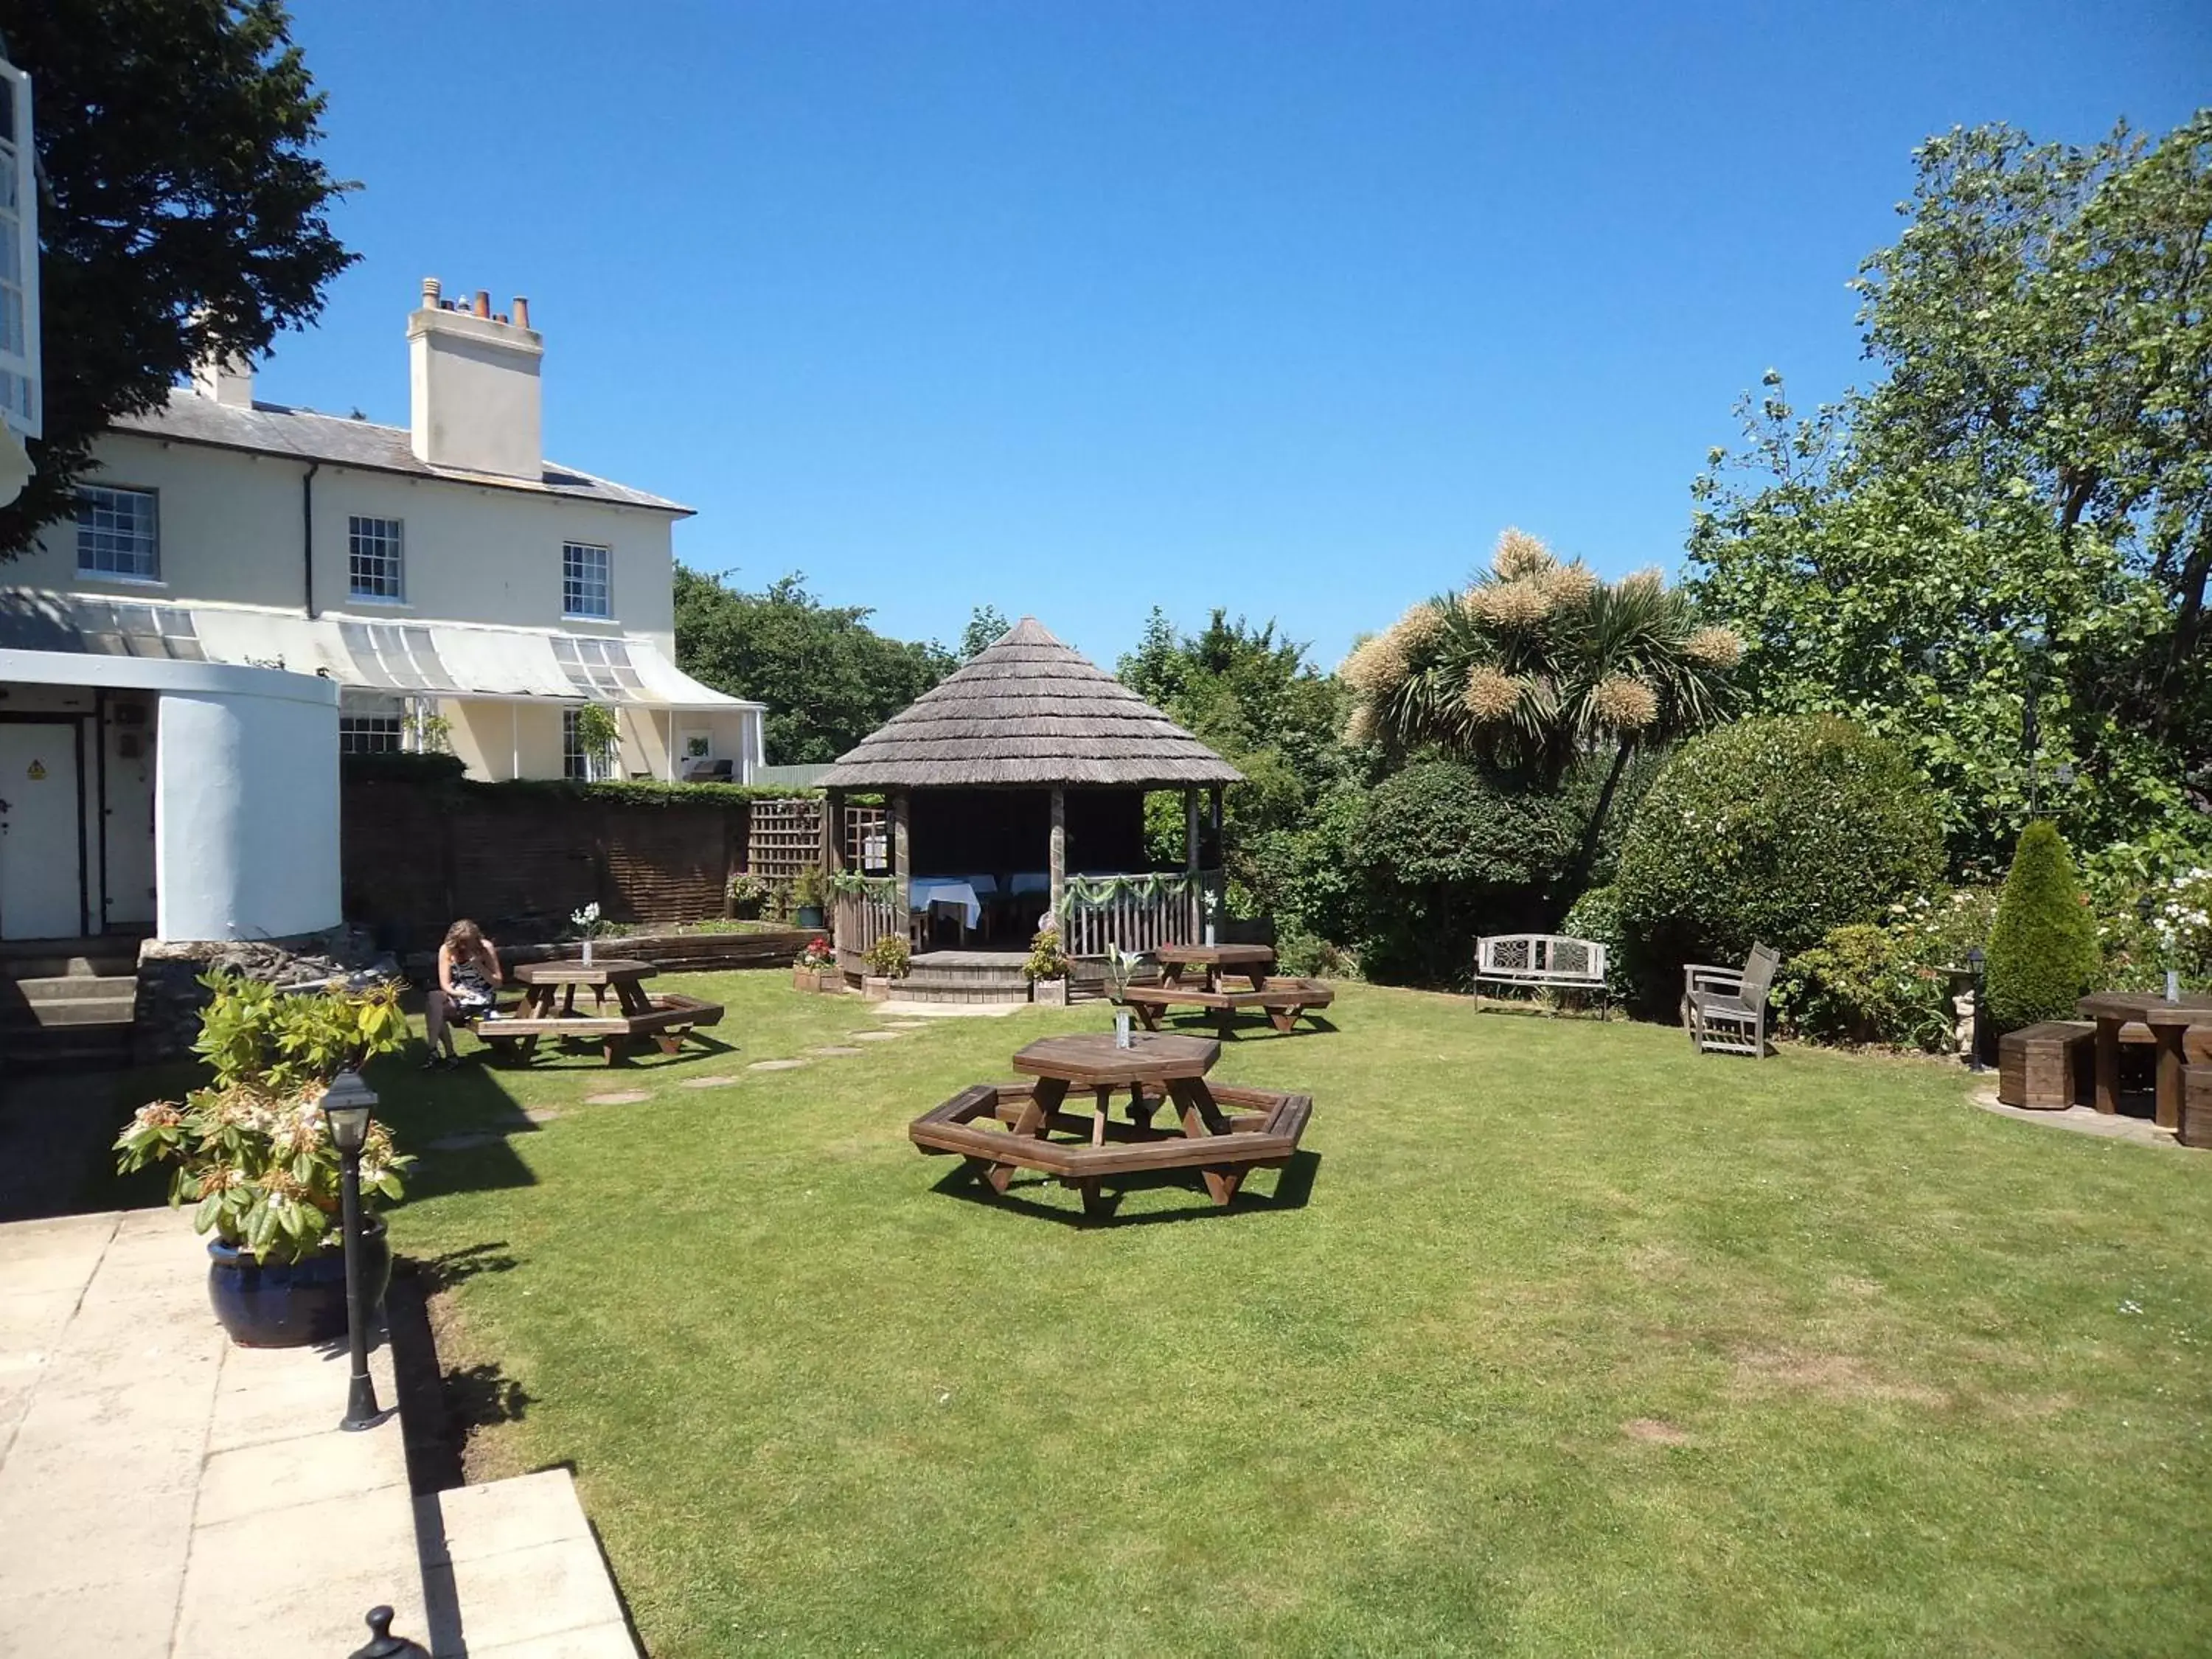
[{"left": 271, "top": 1, "right": 2208, "bottom": 671}]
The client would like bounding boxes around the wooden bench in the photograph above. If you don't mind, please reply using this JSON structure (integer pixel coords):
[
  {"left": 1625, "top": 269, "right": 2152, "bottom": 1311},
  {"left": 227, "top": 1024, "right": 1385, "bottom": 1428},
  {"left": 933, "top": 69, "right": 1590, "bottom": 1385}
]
[
  {"left": 1997, "top": 1019, "right": 2093, "bottom": 1109},
  {"left": 476, "top": 992, "right": 725, "bottom": 1067},
  {"left": 1997, "top": 1018, "right": 2208, "bottom": 1110},
  {"left": 1475, "top": 934, "right": 1609, "bottom": 1015},
  {"left": 1120, "top": 976, "right": 1335, "bottom": 1038},
  {"left": 910, "top": 1078, "right": 1312, "bottom": 1216}
]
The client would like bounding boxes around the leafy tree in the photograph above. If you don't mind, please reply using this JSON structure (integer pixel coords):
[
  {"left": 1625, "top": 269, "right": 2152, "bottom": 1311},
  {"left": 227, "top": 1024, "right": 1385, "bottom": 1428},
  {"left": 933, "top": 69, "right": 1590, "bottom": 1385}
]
[
  {"left": 1983, "top": 821, "right": 2102, "bottom": 1031},
  {"left": 674, "top": 570, "right": 954, "bottom": 765},
  {"left": 960, "top": 605, "right": 1009, "bottom": 658},
  {"left": 1116, "top": 608, "right": 1351, "bottom": 908},
  {"left": 1690, "top": 115, "right": 2212, "bottom": 874},
  {"left": 0, "top": 0, "right": 354, "bottom": 553},
  {"left": 1615, "top": 715, "right": 1945, "bottom": 1006}
]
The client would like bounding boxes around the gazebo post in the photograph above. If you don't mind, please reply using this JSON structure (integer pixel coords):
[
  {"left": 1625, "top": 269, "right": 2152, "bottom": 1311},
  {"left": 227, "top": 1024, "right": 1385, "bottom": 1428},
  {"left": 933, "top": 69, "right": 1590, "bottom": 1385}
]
[
  {"left": 891, "top": 790, "right": 911, "bottom": 927},
  {"left": 824, "top": 788, "right": 844, "bottom": 875},
  {"left": 1048, "top": 787, "right": 1066, "bottom": 928},
  {"left": 1183, "top": 787, "right": 1200, "bottom": 874}
]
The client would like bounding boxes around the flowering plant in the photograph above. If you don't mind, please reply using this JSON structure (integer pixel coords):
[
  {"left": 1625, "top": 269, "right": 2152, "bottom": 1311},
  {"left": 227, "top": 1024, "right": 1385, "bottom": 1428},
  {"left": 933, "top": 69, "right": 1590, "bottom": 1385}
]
[
  {"left": 863, "top": 933, "right": 911, "bottom": 978},
  {"left": 1023, "top": 925, "right": 1070, "bottom": 983},
  {"left": 113, "top": 973, "right": 413, "bottom": 1263},
  {"left": 794, "top": 936, "right": 838, "bottom": 973},
  {"left": 1102, "top": 944, "right": 1142, "bottom": 1003},
  {"left": 570, "top": 900, "right": 605, "bottom": 939}
]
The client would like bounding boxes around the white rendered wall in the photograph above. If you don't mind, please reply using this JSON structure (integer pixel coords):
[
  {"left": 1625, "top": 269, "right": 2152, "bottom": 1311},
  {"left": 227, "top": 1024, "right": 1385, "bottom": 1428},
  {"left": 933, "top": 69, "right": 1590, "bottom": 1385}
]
[{"left": 17, "top": 431, "right": 681, "bottom": 657}]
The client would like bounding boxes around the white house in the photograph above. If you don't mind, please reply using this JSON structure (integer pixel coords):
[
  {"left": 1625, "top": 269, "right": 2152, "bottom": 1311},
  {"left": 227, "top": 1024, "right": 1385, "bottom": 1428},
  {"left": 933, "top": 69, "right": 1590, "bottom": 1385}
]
[{"left": 0, "top": 278, "right": 763, "bottom": 944}]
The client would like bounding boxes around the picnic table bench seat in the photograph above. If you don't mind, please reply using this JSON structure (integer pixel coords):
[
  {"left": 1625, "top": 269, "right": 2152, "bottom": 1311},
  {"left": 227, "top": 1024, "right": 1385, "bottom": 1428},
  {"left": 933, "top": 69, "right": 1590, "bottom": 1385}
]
[
  {"left": 1119, "top": 976, "right": 1335, "bottom": 1037},
  {"left": 910, "top": 1078, "right": 1312, "bottom": 1214}
]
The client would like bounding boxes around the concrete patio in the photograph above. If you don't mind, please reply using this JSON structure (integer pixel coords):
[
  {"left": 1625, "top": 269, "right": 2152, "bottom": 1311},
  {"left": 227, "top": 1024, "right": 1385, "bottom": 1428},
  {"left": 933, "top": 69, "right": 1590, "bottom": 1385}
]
[{"left": 0, "top": 1208, "right": 635, "bottom": 1658}]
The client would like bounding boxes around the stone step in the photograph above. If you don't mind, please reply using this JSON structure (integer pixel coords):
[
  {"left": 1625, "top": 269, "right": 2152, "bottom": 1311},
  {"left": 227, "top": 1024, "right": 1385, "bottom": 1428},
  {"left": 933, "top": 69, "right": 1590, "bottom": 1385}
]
[
  {"left": 416, "top": 1468, "right": 639, "bottom": 1656},
  {"left": 5, "top": 972, "right": 139, "bottom": 1005},
  {"left": 0, "top": 952, "right": 139, "bottom": 980},
  {"left": 0, "top": 988, "right": 139, "bottom": 1026}
]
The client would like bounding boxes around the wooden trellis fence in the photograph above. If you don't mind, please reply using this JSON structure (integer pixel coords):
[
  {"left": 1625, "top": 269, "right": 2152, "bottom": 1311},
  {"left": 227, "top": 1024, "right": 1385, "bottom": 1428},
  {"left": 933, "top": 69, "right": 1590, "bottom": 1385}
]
[{"left": 745, "top": 798, "right": 824, "bottom": 883}]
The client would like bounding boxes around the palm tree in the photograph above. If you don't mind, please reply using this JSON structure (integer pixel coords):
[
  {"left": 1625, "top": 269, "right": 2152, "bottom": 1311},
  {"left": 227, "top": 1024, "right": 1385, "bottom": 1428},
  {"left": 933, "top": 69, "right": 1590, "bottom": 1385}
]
[
  {"left": 1341, "top": 529, "right": 1742, "bottom": 880},
  {"left": 1343, "top": 529, "right": 1739, "bottom": 773}
]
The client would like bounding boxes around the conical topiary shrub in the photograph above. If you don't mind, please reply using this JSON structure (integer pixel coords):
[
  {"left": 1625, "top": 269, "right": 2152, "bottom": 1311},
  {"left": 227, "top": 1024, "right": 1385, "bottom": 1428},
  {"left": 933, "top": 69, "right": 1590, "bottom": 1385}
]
[{"left": 1984, "top": 821, "right": 2101, "bottom": 1032}]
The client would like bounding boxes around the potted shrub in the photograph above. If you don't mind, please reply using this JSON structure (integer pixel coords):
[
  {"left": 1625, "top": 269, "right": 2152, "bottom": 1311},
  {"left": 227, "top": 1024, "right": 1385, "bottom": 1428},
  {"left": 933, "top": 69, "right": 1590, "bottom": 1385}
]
[
  {"left": 112, "top": 972, "right": 413, "bottom": 1349},
  {"left": 863, "top": 933, "right": 911, "bottom": 1001},
  {"left": 725, "top": 872, "right": 771, "bottom": 921},
  {"left": 1026, "top": 924, "right": 1070, "bottom": 1006},
  {"left": 793, "top": 866, "right": 830, "bottom": 930},
  {"left": 793, "top": 935, "right": 841, "bottom": 992}
]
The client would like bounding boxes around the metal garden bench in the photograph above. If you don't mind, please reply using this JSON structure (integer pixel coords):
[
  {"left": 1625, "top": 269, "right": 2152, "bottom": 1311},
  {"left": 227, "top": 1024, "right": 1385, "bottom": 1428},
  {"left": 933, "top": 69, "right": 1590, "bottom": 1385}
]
[{"left": 1474, "top": 934, "right": 1610, "bottom": 1015}]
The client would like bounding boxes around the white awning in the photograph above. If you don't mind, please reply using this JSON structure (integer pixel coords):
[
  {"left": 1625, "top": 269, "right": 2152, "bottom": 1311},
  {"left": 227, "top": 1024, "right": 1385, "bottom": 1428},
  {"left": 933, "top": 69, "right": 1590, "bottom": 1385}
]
[{"left": 0, "top": 591, "right": 763, "bottom": 712}]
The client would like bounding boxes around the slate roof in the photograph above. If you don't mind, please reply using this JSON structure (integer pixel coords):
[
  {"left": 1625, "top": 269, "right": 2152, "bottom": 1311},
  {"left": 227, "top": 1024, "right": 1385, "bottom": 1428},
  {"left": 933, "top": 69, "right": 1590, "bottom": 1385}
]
[
  {"left": 816, "top": 618, "right": 1243, "bottom": 790},
  {"left": 109, "top": 389, "right": 692, "bottom": 514}
]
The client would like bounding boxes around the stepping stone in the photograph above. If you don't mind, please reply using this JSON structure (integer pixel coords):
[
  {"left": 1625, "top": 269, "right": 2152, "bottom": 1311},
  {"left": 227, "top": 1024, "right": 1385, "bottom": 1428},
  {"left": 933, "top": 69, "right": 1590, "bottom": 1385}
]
[
  {"left": 678, "top": 1074, "right": 741, "bottom": 1089},
  {"left": 746, "top": 1059, "right": 807, "bottom": 1072},
  {"left": 524, "top": 1108, "right": 563, "bottom": 1124},
  {"left": 583, "top": 1090, "right": 652, "bottom": 1106},
  {"left": 808, "top": 1046, "right": 865, "bottom": 1057},
  {"left": 852, "top": 1030, "right": 905, "bottom": 1042},
  {"left": 426, "top": 1131, "right": 504, "bottom": 1152},
  {"left": 882, "top": 1021, "right": 929, "bottom": 1029}
]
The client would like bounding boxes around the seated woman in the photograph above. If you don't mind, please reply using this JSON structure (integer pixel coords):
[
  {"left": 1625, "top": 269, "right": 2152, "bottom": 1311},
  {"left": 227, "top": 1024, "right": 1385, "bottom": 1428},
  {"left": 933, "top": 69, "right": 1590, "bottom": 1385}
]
[{"left": 423, "top": 919, "right": 504, "bottom": 1069}]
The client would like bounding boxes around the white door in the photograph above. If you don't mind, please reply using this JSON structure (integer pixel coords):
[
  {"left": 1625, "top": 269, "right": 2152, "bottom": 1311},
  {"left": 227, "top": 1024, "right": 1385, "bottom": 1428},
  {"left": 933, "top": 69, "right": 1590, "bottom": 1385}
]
[{"left": 0, "top": 722, "right": 83, "bottom": 940}]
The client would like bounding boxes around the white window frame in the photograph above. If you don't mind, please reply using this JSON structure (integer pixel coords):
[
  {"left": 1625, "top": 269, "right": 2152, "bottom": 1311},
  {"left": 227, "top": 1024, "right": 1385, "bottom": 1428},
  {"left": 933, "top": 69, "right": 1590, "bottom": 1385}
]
[
  {"left": 0, "top": 57, "right": 40, "bottom": 439},
  {"left": 76, "top": 485, "right": 161, "bottom": 581},
  {"left": 348, "top": 515, "right": 406, "bottom": 603},
  {"left": 562, "top": 708, "right": 591, "bottom": 781},
  {"left": 562, "top": 541, "right": 612, "bottom": 620},
  {"left": 339, "top": 714, "right": 404, "bottom": 756}
]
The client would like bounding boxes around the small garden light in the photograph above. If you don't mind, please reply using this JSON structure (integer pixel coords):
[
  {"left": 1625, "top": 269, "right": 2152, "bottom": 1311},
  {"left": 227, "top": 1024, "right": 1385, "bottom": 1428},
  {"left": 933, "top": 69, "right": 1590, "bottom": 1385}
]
[
  {"left": 1965, "top": 946, "right": 1987, "bottom": 1073},
  {"left": 347, "top": 1605, "right": 429, "bottom": 1658},
  {"left": 321, "top": 1069, "right": 385, "bottom": 1432}
]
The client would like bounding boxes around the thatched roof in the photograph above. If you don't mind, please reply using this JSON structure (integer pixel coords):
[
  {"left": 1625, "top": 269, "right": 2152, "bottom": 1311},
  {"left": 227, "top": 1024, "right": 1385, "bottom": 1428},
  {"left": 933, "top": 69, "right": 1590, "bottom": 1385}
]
[{"left": 816, "top": 618, "right": 1244, "bottom": 790}]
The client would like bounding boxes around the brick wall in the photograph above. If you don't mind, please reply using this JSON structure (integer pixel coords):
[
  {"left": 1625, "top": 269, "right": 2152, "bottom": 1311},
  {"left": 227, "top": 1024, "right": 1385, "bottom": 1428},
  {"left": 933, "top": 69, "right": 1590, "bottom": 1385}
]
[{"left": 342, "top": 778, "right": 750, "bottom": 949}]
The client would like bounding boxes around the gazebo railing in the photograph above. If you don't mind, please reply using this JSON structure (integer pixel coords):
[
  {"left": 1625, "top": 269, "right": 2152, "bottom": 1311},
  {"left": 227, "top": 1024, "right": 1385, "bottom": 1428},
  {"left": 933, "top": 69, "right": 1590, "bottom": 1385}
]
[
  {"left": 1060, "top": 871, "right": 1220, "bottom": 959},
  {"left": 832, "top": 885, "right": 903, "bottom": 971}
]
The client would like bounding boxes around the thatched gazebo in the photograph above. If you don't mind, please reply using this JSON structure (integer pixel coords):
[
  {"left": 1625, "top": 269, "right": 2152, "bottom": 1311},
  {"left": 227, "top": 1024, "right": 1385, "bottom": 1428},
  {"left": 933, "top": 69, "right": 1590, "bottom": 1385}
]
[{"left": 816, "top": 618, "right": 1242, "bottom": 973}]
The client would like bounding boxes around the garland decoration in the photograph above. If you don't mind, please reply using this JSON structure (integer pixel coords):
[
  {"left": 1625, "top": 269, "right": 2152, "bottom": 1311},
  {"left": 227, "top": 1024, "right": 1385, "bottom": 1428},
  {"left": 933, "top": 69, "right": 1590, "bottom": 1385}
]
[{"left": 1057, "top": 872, "right": 1204, "bottom": 916}]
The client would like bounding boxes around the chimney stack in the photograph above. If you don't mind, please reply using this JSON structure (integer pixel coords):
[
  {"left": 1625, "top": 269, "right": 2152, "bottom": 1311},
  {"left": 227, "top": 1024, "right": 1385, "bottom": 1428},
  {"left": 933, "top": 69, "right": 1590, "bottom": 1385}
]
[
  {"left": 190, "top": 350, "right": 254, "bottom": 409},
  {"left": 407, "top": 274, "right": 543, "bottom": 479}
]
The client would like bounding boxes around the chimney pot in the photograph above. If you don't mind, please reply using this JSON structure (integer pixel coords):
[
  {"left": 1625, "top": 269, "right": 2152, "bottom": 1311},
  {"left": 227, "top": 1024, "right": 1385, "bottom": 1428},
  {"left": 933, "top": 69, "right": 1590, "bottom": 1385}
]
[
  {"left": 512, "top": 296, "right": 530, "bottom": 330},
  {"left": 422, "top": 276, "right": 442, "bottom": 306},
  {"left": 473, "top": 290, "right": 491, "bottom": 319}
]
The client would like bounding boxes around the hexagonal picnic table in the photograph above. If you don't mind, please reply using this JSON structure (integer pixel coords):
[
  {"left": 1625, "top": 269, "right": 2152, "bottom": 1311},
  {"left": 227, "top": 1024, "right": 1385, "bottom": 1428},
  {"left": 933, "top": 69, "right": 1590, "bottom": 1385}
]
[{"left": 908, "top": 1032, "right": 1312, "bottom": 1217}]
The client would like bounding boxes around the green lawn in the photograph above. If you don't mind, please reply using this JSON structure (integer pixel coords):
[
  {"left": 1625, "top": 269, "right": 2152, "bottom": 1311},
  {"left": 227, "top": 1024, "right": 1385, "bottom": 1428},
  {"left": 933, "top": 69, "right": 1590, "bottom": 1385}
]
[{"left": 332, "top": 975, "right": 2212, "bottom": 1655}]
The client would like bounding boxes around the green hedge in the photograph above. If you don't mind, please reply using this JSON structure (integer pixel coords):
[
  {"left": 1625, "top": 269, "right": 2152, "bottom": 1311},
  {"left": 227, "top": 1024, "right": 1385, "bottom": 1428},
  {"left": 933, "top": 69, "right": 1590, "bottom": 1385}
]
[
  {"left": 339, "top": 755, "right": 818, "bottom": 807},
  {"left": 1984, "top": 822, "right": 2101, "bottom": 1030},
  {"left": 1615, "top": 716, "right": 1943, "bottom": 1003}
]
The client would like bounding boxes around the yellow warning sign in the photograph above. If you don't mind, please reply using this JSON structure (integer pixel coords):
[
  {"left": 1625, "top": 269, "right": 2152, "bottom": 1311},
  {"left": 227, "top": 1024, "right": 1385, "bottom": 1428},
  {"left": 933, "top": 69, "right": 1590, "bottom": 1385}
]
[{"left": 26, "top": 759, "right": 45, "bottom": 782}]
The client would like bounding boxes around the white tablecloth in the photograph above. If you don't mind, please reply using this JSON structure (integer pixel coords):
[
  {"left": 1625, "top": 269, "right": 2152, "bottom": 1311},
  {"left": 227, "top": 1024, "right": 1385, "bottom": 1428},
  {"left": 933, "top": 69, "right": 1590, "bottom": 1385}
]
[{"left": 908, "top": 877, "right": 984, "bottom": 929}]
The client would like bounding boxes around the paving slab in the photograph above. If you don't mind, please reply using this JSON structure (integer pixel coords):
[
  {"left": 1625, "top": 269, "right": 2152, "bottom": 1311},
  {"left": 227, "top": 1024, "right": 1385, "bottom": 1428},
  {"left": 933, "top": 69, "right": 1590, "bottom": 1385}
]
[
  {"left": 582, "top": 1091, "right": 653, "bottom": 1106},
  {"left": 850, "top": 1029, "right": 905, "bottom": 1042},
  {"left": 808, "top": 1046, "right": 866, "bottom": 1057},
  {"left": 676, "top": 1074, "right": 740, "bottom": 1089},
  {"left": 418, "top": 1468, "right": 636, "bottom": 1657},
  {"left": 746, "top": 1059, "right": 807, "bottom": 1072},
  {"left": 1970, "top": 1090, "right": 2186, "bottom": 1149}
]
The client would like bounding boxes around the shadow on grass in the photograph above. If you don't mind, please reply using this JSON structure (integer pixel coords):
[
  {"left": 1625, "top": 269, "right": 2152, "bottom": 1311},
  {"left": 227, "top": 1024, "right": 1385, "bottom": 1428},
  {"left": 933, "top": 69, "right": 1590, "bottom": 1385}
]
[
  {"left": 465, "top": 1029, "right": 740, "bottom": 1073},
  {"left": 1135, "top": 1012, "right": 1343, "bottom": 1043},
  {"left": 928, "top": 1149, "right": 1321, "bottom": 1228},
  {"left": 361, "top": 1048, "right": 543, "bottom": 1200}
]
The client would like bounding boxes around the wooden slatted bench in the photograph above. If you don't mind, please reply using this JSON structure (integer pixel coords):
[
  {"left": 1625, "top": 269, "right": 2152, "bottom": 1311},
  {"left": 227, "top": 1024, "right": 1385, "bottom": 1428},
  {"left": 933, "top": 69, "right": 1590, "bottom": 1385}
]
[{"left": 1120, "top": 976, "right": 1335, "bottom": 1037}]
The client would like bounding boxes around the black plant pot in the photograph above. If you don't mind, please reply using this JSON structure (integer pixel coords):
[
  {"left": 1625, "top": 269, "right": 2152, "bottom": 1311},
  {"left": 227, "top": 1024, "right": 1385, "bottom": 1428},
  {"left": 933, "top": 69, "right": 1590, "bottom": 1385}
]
[{"left": 206, "top": 1213, "right": 390, "bottom": 1348}]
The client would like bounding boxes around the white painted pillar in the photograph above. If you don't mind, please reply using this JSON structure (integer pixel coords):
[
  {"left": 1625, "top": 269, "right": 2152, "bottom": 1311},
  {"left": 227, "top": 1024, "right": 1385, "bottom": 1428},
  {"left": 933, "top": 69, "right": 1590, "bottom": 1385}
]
[{"left": 155, "top": 688, "right": 339, "bottom": 941}]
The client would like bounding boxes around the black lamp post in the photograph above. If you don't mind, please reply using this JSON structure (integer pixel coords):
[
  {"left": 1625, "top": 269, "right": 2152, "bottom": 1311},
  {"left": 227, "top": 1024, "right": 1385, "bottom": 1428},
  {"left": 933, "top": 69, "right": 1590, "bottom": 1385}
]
[
  {"left": 321, "top": 1069, "right": 384, "bottom": 1433},
  {"left": 347, "top": 1605, "right": 429, "bottom": 1658},
  {"left": 1965, "top": 945, "right": 1988, "bottom": 1073}
]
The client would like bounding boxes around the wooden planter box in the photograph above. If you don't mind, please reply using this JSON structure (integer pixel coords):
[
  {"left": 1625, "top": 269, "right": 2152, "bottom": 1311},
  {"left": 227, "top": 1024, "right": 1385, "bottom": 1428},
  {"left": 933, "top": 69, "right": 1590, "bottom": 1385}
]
[
  {"left": 863, "top": 975, "right": 896, "bottom": 1001},
  {"left": 1996, "top": 1019, "right": 2093, "bottom": 1109},
  {"left": 793, "top": 967, "right": 843, "bottom": 994},
  {"left": 1031, "top": 977, "right": 1068, "bottom": 1007}
]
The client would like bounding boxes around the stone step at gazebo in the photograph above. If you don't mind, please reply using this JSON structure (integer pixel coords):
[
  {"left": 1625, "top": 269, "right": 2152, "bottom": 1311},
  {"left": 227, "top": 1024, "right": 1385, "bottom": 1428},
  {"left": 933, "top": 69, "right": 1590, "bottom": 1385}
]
[{"left": 902, "top": 952, "right": 1032, "bottom": 1005}]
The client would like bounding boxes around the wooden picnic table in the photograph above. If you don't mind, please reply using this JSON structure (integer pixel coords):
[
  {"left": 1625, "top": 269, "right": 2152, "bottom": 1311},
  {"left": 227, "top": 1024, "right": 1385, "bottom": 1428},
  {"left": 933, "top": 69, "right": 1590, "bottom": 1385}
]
[
  {"left": 910, "top": 1031, "right": 1312, "bottom": 1215},
  {"left": 1155, "top": 942, "right": 1275, "bottom": 994},
  {"left": 478, "top": 958, "right": 724, "bottom": 1067},
  {"left": 2076, "top": 991, "right": 2212, "bottom": 1130}
]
